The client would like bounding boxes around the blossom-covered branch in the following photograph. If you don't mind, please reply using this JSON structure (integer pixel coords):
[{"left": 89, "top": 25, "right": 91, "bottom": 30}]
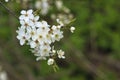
[{"left": 16, "top": 10, "right": 75, "bottom": 69}]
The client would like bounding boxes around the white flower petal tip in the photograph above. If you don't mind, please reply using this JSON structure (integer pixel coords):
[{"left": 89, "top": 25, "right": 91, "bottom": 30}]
[{"left": 70, "top": 27, "right": 75, "bottom": 33}]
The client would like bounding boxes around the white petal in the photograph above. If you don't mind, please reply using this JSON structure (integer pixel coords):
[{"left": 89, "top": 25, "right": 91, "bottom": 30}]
[
  {"left": 25, "top": 33, "right": 31, "bottom": 40},
  {"left": 16, "top": 35, "right": 21, "bottom": 40},
  {"left": 36, "top": 22, "right": 42, "bottom": 27},
  {"left": 21, "top": 26, "right": 25, "bottom": 29},
  {"left": 29, "top": 14, "right": 34, "bottom": 19},
  {"left": 29, "top": 21, "right": 35, "bottom": 27},
  {"left": 62, "top": 56, "right": 65, "bottom": 59},
  {"left": 20, "top": 20, "right": 25, "bottom": 25},
  {"left": 19, "top": 15, "right": 24, "bottom": 20},
  {"left": 35, "top": 16, "right": 39, "bottom": 21},
  {"left": 21, "top": 10, "right": 26, "bottom": 14},
  {"left": 56, "top": 19, "right": 60, "bottom": 23},
  {"left": 30, "top": 41, "right": 36, "bottom": 48},
  {"left": 42, "top": 21, "right": 49, "bottom": 27},
  {"left": 26, "top": 27, "right": 32, "bottom": 33},
  {"left": 18, "top": 29, "right": 25, "bottom": 36},
  {"left": 20, "top": 39, "right": 25, "bottom": 45},
  {"left": 32, "top": 35, "right": 38, "bottom": 41},
  {"left": 27, "top": 9, "right": 33, "bottom": 14},
  {"left": 36, "top": 57, "right": 40, "bottom": 61},
  {"left": 24, "top": 18, "right": 29, "bottom": 22},
  {"left": 70, "top": 27, "right": 75, "bottom": 33},
  {"left": 52, "top": 25, "right": 57, "bottom": 30}
]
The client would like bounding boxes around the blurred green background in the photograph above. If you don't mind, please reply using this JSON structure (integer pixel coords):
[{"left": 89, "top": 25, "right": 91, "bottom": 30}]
[{"left": 0, "top": 0, "right": 120, "bottom": 80}]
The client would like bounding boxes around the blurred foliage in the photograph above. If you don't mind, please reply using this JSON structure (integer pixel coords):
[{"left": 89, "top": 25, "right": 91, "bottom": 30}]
[{"left": 0, "top": 0, "right": 120, "bottom": 80}]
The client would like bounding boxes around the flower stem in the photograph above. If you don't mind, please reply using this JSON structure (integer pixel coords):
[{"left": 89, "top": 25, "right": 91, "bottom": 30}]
[{"left": 53, "top": 62, "right": 59, "bottom": 72}]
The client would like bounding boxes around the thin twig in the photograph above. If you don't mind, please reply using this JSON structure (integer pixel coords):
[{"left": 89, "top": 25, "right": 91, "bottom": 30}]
[{"left": 0, "top": 1, "right": 19, "bottom": 20}]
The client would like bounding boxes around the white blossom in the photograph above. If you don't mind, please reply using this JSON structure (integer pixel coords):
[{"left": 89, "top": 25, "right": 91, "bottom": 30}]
[
  {"left": 40, "top": 44, "right": 51, "bottom": 57},
  {"left": 36, "top": 56, "right": 47, "bottom": 61},
  {"left": 29, "top": 40, "right": 38, "bottom": 48},
  {"left": 52, "top": 29, "right": 63, "bottom": 41},
  {"left": 57, "top": 50, "right": 65, "bottom": 59},
  {"left": 70, "top": 26, "right": 75, "bottom": 33},
  {"left": 19, "top": 9, "right": 34, "bottom": 22},
  {"left": 16, "top": 27, "right": 26, "bottom": 45},
  {"left": 47, "top": 58, "right": 54, "bottom": 65},
  {"left": 56, "top": 19, "right": 64, "bottom": 26},
  {"left": 30, "top": 16, "right": 41, "bottom": 28},
  {"left": 55, "top": 0, "right": 63, "bottom": 10},
  {"left": 35, "top": 0, "right": 50, "bottom": 15},
  {"left": 26, "top": 27, "right": 37, "bottom": 41}
]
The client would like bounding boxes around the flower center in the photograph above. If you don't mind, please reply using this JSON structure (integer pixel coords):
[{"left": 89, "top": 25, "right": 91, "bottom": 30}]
[
  {"left": 31, "top": 31, "right": 34, "bottom": 35},
  {"left": 55, "top": 34, "right": 59, "bottom": 38},
  {"left": 35, "top": 40, "right": 39, "bottom": 44},
  {"left": 22, "top": 36, "right": 26, "bottom": 39},
  {"left": 39, "top": 35, "right": 43, "bottom": 39},
  {"left": 25, "top": 14, "right": 28, "bottom": 17},
  {"left": 25, "top": 23, "right": 28, "bottom": 27}
]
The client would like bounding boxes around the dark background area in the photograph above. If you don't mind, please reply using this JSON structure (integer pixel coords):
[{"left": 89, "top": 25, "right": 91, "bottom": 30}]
[{"left": 0, "top": 0, "right": 120, "bottom": 80}]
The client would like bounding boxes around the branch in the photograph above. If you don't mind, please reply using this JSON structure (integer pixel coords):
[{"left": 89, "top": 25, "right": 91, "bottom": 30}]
[{"left": 0, "top": 1, "right": 19, "bottom": 20}]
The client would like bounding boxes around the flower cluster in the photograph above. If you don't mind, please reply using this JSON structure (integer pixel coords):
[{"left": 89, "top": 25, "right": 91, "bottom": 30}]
[
  {"left": 35, "top": 0, "right": 74, "bottom": 25},
  {"left": 16, "top": 9, "right": 74, "bottom": 66},
  {"left": 35, "top": 0, "right": 50, "bottom": 15},
  {"left": 51, "top": 0, "right": 74, "bottom": 25}
]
